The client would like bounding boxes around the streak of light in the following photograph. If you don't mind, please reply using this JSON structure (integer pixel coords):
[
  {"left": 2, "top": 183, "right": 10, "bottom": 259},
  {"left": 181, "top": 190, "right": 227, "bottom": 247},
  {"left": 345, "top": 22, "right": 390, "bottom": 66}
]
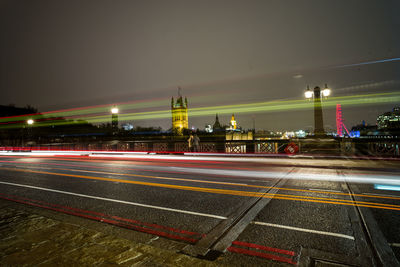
[
  {"left": 23, "top": 168, "right": 400, "bottom": 206},
  {"left": 374, "top": 184, "right": 400, "bottom": 192},
  {"left": 6, "top": 162, "right": 400, "bottom": 202},
  {"left": 334, "top": 57, "right": 400, "bottom": 68},
  {"left": 1, "top": 157, "right": 400, "bottom": 202},
  {"left": 1, "top": 91, "right": 400, "bottom": 128},
  {"left": 1, "top": 166, "right": 400, "bottom": 211},
  {"left": 0, "top": 98, "right": 168, "bottom": 123},
  {"left": 1, "top": 152, "right": 400, "bottom": 188}
]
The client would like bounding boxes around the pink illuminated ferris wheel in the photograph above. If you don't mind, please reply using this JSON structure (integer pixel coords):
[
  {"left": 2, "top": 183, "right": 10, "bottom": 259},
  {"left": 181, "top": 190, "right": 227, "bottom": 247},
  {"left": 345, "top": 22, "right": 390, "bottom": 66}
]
[{"left": 336, "top": 104, "right": 350, "bottom": 137}]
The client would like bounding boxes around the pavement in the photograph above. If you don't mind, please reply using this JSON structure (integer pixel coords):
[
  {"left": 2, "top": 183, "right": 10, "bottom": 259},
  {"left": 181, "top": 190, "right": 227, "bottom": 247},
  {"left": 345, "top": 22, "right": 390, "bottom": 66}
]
[{"left": 0, "top": 199, "right": 220, "bottom": 266}]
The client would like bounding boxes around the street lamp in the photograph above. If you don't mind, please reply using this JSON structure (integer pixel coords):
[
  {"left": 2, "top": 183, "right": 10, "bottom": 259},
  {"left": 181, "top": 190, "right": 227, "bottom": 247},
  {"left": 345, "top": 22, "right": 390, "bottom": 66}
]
[
  {"left": 111, "top": 106, "right": 119, "bottom": 134},
  {"left": 304, "top": 84, "right": 331, "bottom": 137},
  {"left": 111, "top": 107, "right": 119, "bottom": 114},
  {"left": 304, "top": 86, "right": 313, "bottom": 99},
  {"left": 322, "top": 87, "right": 331, "bottom": 97},
  {"left": 25, "top": 119, "right": 34, "bottom": 146}
]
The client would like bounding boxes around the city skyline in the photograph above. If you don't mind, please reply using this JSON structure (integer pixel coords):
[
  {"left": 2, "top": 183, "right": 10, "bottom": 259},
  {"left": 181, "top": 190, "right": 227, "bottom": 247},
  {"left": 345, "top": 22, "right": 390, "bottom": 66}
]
[{"left": 1, "top": 0, "right": 399, "bottom": 130}]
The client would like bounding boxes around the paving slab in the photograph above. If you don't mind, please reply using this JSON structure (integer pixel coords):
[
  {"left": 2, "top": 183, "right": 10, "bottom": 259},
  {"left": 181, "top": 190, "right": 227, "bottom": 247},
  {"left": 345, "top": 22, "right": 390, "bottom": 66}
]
[{"left": 0, "top": 200, "right": 222, "bottom": 266}]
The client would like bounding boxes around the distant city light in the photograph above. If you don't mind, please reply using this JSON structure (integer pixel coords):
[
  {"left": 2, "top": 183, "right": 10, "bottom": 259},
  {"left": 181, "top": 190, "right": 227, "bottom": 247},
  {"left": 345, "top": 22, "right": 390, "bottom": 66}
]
[
  {"left": 295, "top": 130, "right": 306, "bottom": 138},
  {"left": 27, "top": 119, "right": 34, "bottom": 125},
  {"left": 111, "top": 107, "right": 119, "bottom": 114},
  {"left": 205, "top": 124, "right": 213, "bottom": 133},
  {"left": 122, "top": 123, "right": 134, "bottom": 130}
]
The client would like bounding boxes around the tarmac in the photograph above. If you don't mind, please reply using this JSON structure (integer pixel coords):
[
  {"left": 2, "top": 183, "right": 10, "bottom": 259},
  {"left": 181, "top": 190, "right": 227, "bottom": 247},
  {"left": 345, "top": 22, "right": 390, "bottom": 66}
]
[{"left": 0, "top": 199, "right": 221, "bottom": 266}]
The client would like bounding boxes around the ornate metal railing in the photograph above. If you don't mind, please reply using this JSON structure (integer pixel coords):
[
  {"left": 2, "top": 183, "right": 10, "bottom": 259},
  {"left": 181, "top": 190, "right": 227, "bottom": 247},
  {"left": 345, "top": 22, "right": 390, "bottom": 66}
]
[{"left": 1, "top": 137, "right": 399, "bottom": 157}]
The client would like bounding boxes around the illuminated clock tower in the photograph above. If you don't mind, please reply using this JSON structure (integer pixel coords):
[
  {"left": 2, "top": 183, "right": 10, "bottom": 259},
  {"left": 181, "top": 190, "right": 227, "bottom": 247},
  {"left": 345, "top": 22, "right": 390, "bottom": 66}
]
[{"left": 171, "top": 88, "right": 188, "bottom": 135}]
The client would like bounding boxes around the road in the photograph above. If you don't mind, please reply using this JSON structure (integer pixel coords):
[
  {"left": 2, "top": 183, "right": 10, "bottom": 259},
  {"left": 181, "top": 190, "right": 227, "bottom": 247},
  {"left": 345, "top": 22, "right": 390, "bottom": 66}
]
[{"left": 0, "top": 153, "right": 400, "bottom": 266}]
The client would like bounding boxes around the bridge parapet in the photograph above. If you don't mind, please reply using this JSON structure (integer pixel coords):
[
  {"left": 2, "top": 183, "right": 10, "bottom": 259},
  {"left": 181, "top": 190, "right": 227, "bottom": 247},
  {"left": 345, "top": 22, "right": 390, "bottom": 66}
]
[{"left": 2, "top": 137, "right": 399, "bottom": 157}]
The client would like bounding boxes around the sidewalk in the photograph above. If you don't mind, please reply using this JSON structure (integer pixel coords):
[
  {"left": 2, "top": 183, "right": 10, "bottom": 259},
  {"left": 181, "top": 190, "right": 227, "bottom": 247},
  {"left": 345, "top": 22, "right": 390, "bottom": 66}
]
[{"left": 0, "top": 200, "right": 220, "bottom": 266}]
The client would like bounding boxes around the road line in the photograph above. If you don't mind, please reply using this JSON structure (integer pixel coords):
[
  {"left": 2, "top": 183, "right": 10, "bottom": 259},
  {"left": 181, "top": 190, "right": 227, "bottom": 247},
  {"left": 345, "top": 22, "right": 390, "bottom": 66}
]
[
  {"left": 362, "top": 192, "right": 400, "bottom": 198},
  {"left": 227, "top": 246, "right": 297, "bottom": 265},
  {"left": 2, "top": 167, "right": 400, "bottom": 211},
  {"left": 232, "top": 240, "right": 296, "bottom": 256},
  {"left": 12, "top": 193, "right": 202, "bottom": 237},
  {"left": 309, "top": 188, "right": 343, "bottom": 193},
  {"left": 2, "top": 160, "right": 400, "bottom": 202},
  {"left": 4, "top": 166, "right": 400, "bottom": 208},
  {"left": 0, "top": 193, "right": 199, "bottom": 243},
  {"left": 0, "top": 181, "right": 227, "bottom": 220},
  {"left": 252, "top": 221, "right": 355, "bottom": 240},
  {"left": 58, "top": 167, "right": 250, "bottom": 186},
  {"left": 12, "top": 167, "right": 399, "bottom": 208}
]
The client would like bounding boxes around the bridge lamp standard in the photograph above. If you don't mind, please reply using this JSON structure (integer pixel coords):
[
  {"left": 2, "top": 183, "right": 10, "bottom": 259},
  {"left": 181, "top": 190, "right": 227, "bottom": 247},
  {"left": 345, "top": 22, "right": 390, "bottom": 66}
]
[
  {"left": 304, "top": 84, "right": 331, "bottom": 138},
  {"left": 111, "top": 107, "right": 119, "bottom": 114},
  {"left": 25, "top": 119, "right": 35, "bottom": 145},
  {"left": 111, "top": 106, "right": 119, "bottom": 134}
]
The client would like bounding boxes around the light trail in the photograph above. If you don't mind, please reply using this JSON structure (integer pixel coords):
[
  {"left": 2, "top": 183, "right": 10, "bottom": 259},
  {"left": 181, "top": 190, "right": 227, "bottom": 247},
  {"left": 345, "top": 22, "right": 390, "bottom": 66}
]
[
  {"left": 1, "top": 152, "right": 400, "bottom": 187},
  {"left": 1, "top": 166, "right": 400, "bottom": 211},
  {"left": 0, "top": 98, "right": 168, "bottom": 124},
  {"left": 334, "top": 57, "right": 400, "bottom": 68},
  {"left": 3, "top": 162, "right": 400, "bottom": 201},
  {"left": 1, "top": 91, "right": 400, "bottom": 129}
]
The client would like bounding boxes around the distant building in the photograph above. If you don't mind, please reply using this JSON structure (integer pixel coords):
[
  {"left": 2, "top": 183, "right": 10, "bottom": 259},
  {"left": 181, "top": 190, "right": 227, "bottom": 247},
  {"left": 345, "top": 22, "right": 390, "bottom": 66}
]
[
  {"left": 377, "top": 107, "right": 400, "bottom": 130},
  {"left": 226, "top": 131, "right": 253, "bottom": 141},
  {"left": 230, "top": 114, "right": 237, "bottom": 130},
  {"left": 226, "top": 114, "right": 240, "bottom": 131},
  {"left": 212, "top": 114, "right": 224, "bottom": 132},
  {"left": 350, "top": 124, "right": 378, "bottom": 137},
  {"left": 171, "top": 89, "right": 188, "bottom": 135}
]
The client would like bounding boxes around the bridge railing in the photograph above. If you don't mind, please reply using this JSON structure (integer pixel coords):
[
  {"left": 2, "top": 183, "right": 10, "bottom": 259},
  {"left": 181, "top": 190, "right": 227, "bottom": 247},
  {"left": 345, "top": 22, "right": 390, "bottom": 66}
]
[{"left": 1, "top": 138, "right": 399, "bottom": 157}]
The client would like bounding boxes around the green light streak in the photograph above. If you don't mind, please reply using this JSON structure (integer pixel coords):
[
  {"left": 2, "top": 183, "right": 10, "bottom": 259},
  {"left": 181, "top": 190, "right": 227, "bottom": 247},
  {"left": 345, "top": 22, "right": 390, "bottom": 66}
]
[
  {"left": 1, "top": 92, "right": 399, "bottom": 129},
  {"left": 0, "top": 99, "right": 167, "bottom": 123}
]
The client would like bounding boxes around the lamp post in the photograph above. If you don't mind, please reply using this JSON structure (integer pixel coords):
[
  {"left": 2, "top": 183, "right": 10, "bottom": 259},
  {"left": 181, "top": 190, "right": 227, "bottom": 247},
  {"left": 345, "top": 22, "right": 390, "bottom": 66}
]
[
  {"left": 111, "top": 106, "right": 119, "bottom": 134},
  {"left": 26, "top": 119, "right": 34, "bottom": 146},
  {"left": 305, "top": 84, "right": 331, "bottom": 138}
]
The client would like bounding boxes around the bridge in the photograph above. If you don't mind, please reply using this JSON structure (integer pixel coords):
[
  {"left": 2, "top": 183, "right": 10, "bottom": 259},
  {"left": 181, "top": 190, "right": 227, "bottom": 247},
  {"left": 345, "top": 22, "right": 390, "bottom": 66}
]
[{"left": 0, "top": 146, "right": 399, "bottom": 266}]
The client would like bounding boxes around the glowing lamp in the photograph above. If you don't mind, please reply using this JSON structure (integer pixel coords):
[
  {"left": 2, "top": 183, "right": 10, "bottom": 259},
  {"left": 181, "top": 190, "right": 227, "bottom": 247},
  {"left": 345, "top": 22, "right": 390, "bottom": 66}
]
[
  {"left": 27, "top": 119, "right": 34, "bottom": 125},
  {"left": 305, "top": 90, "right": 313, "bottom": 99},
  {"left": 111, "top": 107, "right": 119, "bottom": 114},
  {"left": 322, "top": 88, "right": 331, "bottom": 97},
  {"left": 322, "top": 84, "right": 331, "bottom": 97}
]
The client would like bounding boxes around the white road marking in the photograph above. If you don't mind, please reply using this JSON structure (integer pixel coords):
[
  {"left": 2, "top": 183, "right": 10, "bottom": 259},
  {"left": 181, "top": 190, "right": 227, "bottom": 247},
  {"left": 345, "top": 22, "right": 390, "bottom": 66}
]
[
  {"left": 0, "top": 181, "right": 227, "bottom": 220},
  {"left": 362, "top": 192, "right": 400, "bottom": 198},
  {"left": 252, "top": 221, "right": 355, "bottom": 240},
  {"left": 390, "top": 243, "right": 400, "bottom": 248},
  {"left": 308, "top": 188, "right": 343, "bottom": 193}
]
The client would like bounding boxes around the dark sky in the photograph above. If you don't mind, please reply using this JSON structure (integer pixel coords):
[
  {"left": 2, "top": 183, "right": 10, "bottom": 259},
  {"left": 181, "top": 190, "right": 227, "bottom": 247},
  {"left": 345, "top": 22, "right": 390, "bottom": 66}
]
[{"left": 1, "top": 0, "right": 399, "bottom": 131}]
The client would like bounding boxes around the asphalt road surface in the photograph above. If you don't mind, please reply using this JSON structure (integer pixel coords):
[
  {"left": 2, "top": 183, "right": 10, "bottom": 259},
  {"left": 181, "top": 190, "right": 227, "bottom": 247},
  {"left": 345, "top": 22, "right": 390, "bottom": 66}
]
[{"left": 1, "top": 153, "right": 400, "bottom": 266}]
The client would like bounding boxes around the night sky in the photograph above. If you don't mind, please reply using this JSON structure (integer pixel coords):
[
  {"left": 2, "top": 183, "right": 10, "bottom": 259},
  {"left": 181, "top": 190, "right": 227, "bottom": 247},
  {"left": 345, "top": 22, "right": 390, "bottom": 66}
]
[{"left": 1, "top": 0, "right": 399, "bottom": 131}]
